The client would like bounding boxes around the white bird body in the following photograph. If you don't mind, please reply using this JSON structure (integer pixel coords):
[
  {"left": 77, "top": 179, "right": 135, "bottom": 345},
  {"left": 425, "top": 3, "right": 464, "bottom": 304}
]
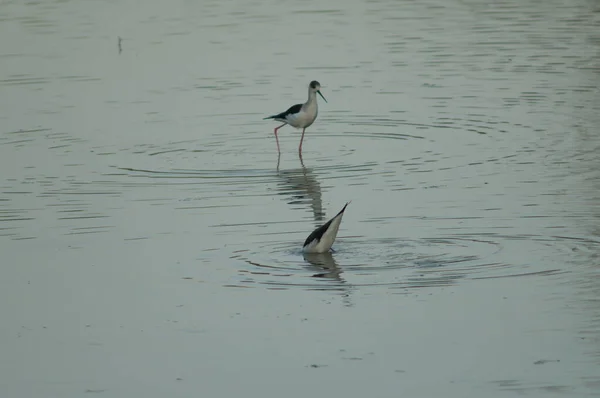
[
  {"left": 303, "top": 202, "right": 349, "bottom": 254},
  {"left": 271, "top": 92, "right": 319, "bottom": 129}
]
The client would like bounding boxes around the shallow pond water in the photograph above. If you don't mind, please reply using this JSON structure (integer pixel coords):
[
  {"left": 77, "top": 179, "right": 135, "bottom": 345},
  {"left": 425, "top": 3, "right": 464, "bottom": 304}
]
[{"left": 1, "top": 0, "right": 599, "bottom": 396}]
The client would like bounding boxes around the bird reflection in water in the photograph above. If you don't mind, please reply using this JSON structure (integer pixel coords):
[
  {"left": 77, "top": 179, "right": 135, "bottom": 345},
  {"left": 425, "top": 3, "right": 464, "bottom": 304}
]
[
  {"left": 304, "top": 252, "right": 353, "bottom": 306},
  {"left": 303, "top": 252, "right": 343, "bottom": 280},
  {"left": 276, "top": 153, "right": 325, "bottom": 224}
]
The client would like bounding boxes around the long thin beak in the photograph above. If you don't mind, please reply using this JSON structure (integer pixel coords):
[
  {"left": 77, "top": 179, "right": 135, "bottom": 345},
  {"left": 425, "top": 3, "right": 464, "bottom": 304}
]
[{"left": 317, "top": 90, "right": 327, "bottom": 103}]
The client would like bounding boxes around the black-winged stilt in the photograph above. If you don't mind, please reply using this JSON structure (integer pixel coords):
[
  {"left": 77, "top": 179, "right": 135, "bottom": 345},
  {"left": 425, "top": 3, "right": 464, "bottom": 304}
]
[
  {"left": 303, "top": 202, "right": 349, "bottom": 254},
  {"left": 264, "top": 80, "right": 327, "bottom": 154}
]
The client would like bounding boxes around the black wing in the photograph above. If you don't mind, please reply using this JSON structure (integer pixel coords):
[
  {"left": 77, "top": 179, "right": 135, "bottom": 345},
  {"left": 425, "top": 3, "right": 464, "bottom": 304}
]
[
  {"left": 264, "top": 103, "right": 302, "bottom": 120},
  {"left": 303, "top": 202, "right": 349, "bottom": 247}
]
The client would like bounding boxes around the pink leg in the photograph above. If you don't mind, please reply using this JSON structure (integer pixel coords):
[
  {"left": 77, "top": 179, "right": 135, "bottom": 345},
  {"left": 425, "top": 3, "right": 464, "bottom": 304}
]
[
  {"left": 298, "top": 128, "right": 306, "bottom": 154},
  {"left": 273, "top": 123, "right": 286, "bottom": 152}
]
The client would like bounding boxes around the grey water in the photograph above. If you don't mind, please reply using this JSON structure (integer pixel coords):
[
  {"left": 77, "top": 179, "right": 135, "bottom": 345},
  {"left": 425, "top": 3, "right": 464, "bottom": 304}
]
[{"left": 1, "top": 0, "right": 599, "bottom": 396}]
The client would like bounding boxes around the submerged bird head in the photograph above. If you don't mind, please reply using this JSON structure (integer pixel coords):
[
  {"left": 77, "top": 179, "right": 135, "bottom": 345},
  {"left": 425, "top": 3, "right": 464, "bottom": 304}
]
[{"left": 309, "top": 80, "right": 327, "bottom": 103}]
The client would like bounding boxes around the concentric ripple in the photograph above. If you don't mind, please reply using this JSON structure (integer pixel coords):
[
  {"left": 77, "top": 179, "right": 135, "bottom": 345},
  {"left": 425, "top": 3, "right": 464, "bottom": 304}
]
[
  {"left": 225, "top": 235, "right": 502, "bottom": 291},
  {"left": 222, "top": 231, "right": 584, "bottom": 291}
]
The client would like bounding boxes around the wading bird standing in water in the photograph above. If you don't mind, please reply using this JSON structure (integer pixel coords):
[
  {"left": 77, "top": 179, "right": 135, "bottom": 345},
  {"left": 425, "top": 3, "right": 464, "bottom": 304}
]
[
  {"left": 303, "top": 202, "right": 350, "bottom": 253},
  {"left": 264, "top": 80, "right": 327, "bottom": 154}
]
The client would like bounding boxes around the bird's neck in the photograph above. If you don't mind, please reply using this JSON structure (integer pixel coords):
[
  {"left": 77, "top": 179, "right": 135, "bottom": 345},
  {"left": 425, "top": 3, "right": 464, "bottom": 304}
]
[{"left": 306, "top": 90, "right": 317, "bottom": 105}]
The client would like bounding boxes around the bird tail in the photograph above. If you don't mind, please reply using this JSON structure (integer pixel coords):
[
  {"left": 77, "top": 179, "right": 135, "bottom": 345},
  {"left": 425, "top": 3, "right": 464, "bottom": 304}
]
[
  {"left": 336, "top": 201, "right": 351, "bottom": 217},
  {"left": 263, "top": 115, "right": 275, "bottom": 120}
]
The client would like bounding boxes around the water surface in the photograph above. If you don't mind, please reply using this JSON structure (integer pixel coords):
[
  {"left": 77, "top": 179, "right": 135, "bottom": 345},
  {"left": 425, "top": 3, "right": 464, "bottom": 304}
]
[{"left": 1, "top": 0, "right": 599, "bottom": 397}]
